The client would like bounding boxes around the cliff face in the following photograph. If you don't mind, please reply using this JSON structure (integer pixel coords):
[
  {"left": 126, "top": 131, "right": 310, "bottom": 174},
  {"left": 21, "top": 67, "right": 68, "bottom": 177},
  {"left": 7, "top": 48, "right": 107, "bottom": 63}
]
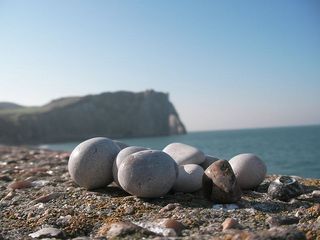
[{"left": 0, "top": 90, "right": 186, "bottom": 144}]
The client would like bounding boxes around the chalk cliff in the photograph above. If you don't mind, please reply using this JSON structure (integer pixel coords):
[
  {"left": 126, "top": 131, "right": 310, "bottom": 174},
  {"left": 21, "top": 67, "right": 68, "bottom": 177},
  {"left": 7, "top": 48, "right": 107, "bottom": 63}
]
[{"left": 0, "top": 90, "right": 186, "bottom": 144}]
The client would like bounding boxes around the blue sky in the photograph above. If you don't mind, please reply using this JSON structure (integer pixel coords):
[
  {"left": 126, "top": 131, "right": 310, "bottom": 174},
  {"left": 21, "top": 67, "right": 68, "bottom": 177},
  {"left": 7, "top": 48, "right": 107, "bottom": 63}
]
[{"left": 0, "top": 1, "right": 319, "bottom": 131}]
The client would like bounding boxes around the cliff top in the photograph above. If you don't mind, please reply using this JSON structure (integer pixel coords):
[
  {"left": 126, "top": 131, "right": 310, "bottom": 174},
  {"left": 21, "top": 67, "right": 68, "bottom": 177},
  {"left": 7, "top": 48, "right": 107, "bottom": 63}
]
[{"left": 0, "top": 90, "right": 163, "bottom": 116}]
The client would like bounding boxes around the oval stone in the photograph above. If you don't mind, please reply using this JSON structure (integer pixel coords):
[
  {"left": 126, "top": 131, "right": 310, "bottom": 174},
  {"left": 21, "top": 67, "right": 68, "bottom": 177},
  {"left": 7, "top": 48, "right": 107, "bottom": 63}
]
[
  {"left": 112, "top": 146, "right": 149, "bottom": 186},
  {"left": 118, "top": 150, "right": 178, "bottom": 198},
  {"left": 68, "top": 137, "right": 120, "bottom": 190},
  {"left": 173, "top": 164, "right": 204, "bottom": 193},
  {"left": 229, "top": 153, "right": 267, "bottom": 190},
  {"left": 163, "top": 143, "right": 205, "bottom": 165}
]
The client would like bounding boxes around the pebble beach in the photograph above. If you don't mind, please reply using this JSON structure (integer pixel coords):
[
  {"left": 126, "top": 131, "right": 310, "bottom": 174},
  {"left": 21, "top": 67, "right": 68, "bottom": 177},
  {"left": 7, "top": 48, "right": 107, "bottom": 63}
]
[{"left": 0, "top": 145, "right": 320, "bottom": 239}]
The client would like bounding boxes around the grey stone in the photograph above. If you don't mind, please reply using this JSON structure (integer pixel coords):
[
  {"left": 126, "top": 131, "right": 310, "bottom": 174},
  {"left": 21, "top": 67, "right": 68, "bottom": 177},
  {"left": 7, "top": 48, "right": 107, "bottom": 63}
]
[
  {"left": 113, "top": 146, "right": 149, "bottom": 186},
  {"left": 172, "top": 164, "right": 204, "bottom": 193},
  {"left": 118, "top": 150, "right": 178, "bottom": 198},
  {"left": 29, "top": 227, "right": 64, "bottom": 238},
  {"left": 229, "top": 153, "right": 267, "bottom": 189},
  {"left": 107, "top": 221, "right": 143, "bottom": 238},
  {"left": 312, "top": 190, "right": 320, "bottom": 198},
  {"left": 266, "top": 215, "right": 300, "bottom": 227},
  {"left": 200, "top": 155, "right": 219, "bottom": 170},
  {"left": 68, "top": 137, "right": 120, "bottom": 190},
  {"left": 203, "top": 160, "right": 242, "bottom": 203},
  {"left": 163, "top": 142, "right": 205, "bottom": 165},
  {"left": 258, "top": 226, "right": 306, "bottom": 240}
]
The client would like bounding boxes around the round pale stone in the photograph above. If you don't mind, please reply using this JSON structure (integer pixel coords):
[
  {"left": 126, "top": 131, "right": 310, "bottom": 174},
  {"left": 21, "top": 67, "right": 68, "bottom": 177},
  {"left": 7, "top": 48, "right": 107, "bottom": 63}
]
[
  {"left": 68, "top": 137, "right": 120, "bottom": 190},
  {"left": 112, "top": 146, "right": 149, "bottom": 186},
  {"left": 200, "top": 155, "right": 219, "bottom": 170},
  {"left": 229, "top": 153, "right": 267, "bottom": 190},
  {"left": 163, "top": 142, "right": 205, "bottom": 165},
  {"left": 172, "top": 164, "right": 204, "bottom": 193},
  {"left": 118, "top": 150, "right": 178, "bottom": 198}
]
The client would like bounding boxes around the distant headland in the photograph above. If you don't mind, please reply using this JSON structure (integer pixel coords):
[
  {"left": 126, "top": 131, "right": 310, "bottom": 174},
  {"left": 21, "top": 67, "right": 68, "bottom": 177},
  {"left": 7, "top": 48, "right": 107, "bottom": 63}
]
[{"left": 0, "top": 90, "right": 186, "bottom": 145}]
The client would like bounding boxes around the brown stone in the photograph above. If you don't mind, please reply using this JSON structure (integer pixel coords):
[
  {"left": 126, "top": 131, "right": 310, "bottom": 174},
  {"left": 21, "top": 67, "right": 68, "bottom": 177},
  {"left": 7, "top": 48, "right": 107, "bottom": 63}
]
[
  {"left": 103, "top": 222, "right": 141, "bottom": 238},
  {"left": 160, "top": 218, "right": 185, "bottom": 236},
  {"left": 7, "top": 180, "right": 34, "bottom": 190},
  {"left": 222, "top": 218, "right": 243, "bottom": 231},
  {"left": 202, "top": 160, "right": 242, "bottom": 203}
]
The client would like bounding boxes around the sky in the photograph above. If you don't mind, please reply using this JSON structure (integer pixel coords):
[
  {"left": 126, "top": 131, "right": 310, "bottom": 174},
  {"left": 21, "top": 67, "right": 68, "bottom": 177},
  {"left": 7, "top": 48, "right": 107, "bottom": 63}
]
[{"left": 0, "top": 1, "right": 319, "bottom": 131}]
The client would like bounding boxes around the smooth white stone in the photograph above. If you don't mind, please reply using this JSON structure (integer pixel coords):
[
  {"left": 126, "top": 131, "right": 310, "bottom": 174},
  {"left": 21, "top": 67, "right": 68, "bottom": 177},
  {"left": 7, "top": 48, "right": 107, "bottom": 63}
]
[
  {"left": 200, "top": 155, "right": 219, "bottom": 170},
  {"left": 68, "top": 137, "right": 120, "bottom": 190},
  {"left": 229, "top": 153, "right": 267, "bottom": 190},
  {"left": 112, "top": 146, "right": 149, "bottom": 186},
  {"left": 118, "top": 150, "right": 178, "bottom": 198},
  {"left": 163, "top": 142, "right": 205, "bottom": 165},
  {"left": 172, "top": 164, "right": 204, "bottom": 193}
]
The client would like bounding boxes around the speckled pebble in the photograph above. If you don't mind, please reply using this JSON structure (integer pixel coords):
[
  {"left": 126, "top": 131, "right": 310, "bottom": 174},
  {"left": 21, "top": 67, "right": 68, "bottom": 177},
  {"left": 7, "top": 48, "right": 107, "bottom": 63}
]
[
  {"left": 118, "top": 150, "right": 178, "bottom": 198},
  {"left": 113, "top": 146, "right": 149, "bottom": 186}
]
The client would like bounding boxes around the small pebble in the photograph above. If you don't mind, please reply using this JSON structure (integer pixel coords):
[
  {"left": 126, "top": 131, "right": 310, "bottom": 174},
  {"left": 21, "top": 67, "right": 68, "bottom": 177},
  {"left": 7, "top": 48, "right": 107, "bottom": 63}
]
[
  {"left": 229, "top": 153, "right": 267, "bottom": 190},
  {"left": 8, "top": 180, "right": 34, "bottom": 190},
  {"left": 160, "top": 218, "right": 185, "bottom": 236},
  {"left": 163, "top": 142, "right": 205, "bottom": 165},
  {"left": 268, "top": 176, "right": 304, "bottom": 201},
  {"left": 212, "top": 204, "right": 240, "bottom": 211},
  {"left": 266, "top": 215, "right": 300, "bottom": 227},
  {"left": 31, "top": 192, "right": 64, "bottom": 204},
  {"left": 312, "top": 190, "right": 320, "bottom": 198},
  {"left": 105, "top": 222, "right": 144, "bottom": 238},
  {"left": 159, "top": 203, "right": 179, "bottom": 213},
  {"left": 0, "top": 174, "right": 12, "bottom": 182},
  {"left": 203, "top": 160, "right": 242, "bottom": 203},
  {"left": 29, "top": 227, "right": 64, "bottom": 238},
  {"left": 222, "top": 218, "right": 242, "bottom": 231},
  {"left": 172, "top": 164, "right": 204, "bottom": 193}
]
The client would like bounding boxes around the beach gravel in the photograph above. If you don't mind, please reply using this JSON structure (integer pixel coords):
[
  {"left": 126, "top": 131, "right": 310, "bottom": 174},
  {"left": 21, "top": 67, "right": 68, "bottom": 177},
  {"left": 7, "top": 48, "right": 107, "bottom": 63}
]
[{"left": 0, "top": 145, "right": 319, "bottom": 239}]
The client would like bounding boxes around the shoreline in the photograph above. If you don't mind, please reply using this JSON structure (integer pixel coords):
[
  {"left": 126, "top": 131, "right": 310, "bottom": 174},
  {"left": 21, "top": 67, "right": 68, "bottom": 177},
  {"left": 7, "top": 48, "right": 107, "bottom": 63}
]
[{"left": 0, "top": 145, "right": 319, "bottom": 239}]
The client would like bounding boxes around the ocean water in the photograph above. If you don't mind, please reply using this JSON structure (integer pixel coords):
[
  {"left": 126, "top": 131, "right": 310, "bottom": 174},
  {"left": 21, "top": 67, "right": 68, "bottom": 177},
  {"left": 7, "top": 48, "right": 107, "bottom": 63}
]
[{"left": 43, "top": 125, "right": 320, "bottom": 179}]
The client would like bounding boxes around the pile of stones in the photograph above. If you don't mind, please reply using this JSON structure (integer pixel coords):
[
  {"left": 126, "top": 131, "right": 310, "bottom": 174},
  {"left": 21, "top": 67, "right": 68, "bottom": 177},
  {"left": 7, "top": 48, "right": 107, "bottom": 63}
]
[{"left": 68, "top": 137, "right": 303, "bottom": 203}]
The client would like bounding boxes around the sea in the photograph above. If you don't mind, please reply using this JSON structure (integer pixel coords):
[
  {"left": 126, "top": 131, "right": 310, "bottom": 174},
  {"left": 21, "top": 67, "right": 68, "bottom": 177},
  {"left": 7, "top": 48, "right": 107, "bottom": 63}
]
[{"left": 42, "top": 125, "right": 320, "bottom": 179}]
